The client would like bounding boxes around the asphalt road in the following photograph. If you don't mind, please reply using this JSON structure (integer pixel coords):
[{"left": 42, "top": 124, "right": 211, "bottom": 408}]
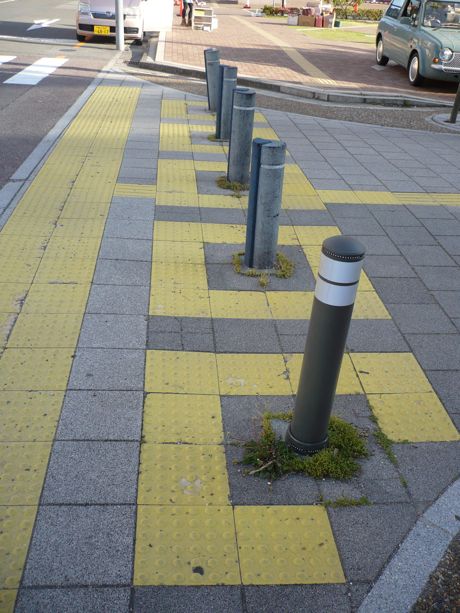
[{"left": 0, "top": 0, "right": 121, "bottom": 189}]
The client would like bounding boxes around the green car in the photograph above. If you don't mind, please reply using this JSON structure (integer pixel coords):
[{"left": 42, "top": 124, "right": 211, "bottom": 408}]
[{"left": 376, "top": 0, "right": 460, "bottom": 85}]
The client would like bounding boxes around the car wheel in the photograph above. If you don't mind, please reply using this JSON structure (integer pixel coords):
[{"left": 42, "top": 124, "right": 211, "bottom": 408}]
[
  {"left": 408, "top": 53, "right": 424, "bottom": 86},
  {"left": 134, "top": 38, "right": 143, "bottom": 45},
  {"left": 376, "top": 37, "right": 389, "bottom": 66},
  {"left": 76, "top": 33, "right": 86, "bottom": 42}
]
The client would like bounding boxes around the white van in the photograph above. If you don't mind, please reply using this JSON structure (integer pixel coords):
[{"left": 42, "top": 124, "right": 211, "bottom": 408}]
[{"left": 76, "top": 0, "right": 172, "bottom": 43}]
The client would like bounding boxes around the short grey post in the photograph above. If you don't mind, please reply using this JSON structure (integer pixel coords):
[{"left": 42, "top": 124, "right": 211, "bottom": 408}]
[
  {"left": 216, "top": 65, "right": 238, "bottom": 140},
  {"left": 115, "top": 0, "right": 124, "bottom": 50},
  {"left": 447, "top": 82, "right": 460, "bottom": 124},
  {"left": 244, "top": 138, "right": 271, "bottom": 268},
  {"left": 252, "top": 141, "right": 286, "bottom": 270},
  {"left": 285, "top": 236, "right": 366, "bottom": 454},
  {"left": 204, "top": 48, "right": 220, "bottom": 112},
  {"left": 227, "top": 87, "right": 256, "bottom": 185}
]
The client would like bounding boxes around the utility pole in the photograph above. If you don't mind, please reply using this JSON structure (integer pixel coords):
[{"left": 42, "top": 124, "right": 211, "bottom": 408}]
[{"left": 115, "top": 0, "right": 124, "bottom": 51}]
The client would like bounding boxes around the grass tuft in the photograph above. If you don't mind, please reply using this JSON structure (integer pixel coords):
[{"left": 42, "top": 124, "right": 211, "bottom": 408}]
[
  {"left": 242, "top": 412, "right": 368, "bottom": 481},
  {"left": 216, "top": 175, "right": 249, "bottom": 195},
  {"left": 232, "top": 251, "right": 295, "bottom": 288},
  {"left": 370, "top": 414, "right": 398, "bottom": 466},
  {"left": 320, "top": 496, "right": 371, "bottom": 508}
]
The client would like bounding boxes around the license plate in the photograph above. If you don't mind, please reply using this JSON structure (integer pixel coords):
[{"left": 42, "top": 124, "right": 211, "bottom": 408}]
[{"left": 94, "top": 25, "right": 110, "bottom": 35}]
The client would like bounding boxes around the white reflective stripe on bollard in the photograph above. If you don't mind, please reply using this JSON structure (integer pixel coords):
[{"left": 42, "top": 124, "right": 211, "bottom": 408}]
[
  {"left": 319, "top": 254, "right": 364, "bottom": 285},
  {"left": 315, "top": 277, "right": 359, "bottom": 307}
]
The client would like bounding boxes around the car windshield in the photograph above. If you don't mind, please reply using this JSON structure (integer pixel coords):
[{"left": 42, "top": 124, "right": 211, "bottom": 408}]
[{"left": 423, "top": 0, "right": 460, "bottom": 26}]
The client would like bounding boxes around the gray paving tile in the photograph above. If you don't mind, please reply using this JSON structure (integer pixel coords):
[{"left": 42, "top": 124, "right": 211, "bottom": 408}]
[
  {"left": 15, "top": 587, "right": 131, "bottom": 613},
  {"left": 87, "top": 285, "right": 149, "bottom": 314},
  {"left": 437, "top": 235, "right": 460, "bottom": 256},
  {"left": 146, "top": 331, "right": 183, "bottom": 350},
  {"left": 279, "top": 333, "right": 307, "bottom": 353},
  {"left": 117, "top": 168, "right": 156, "bottom": 181},
  {"left": 371, "top": 278, "right": 435, "bottom": 304},
  {"left": 344, "top": 235, "right": 400, "bottom": 256},
  {"left": 275, "top": 320, "right": 310, "bottom": 336},
  {"left": 133, "top": 587, "right": 243, "bottom": 613},
  {"left": 56, "top": 390, "right": 143, "bottom": 441},
  {"left": 384, "top": 226, "right": 437, "bottom": 246},
  {"left": 214, "top": 319, "right": 281, "bottom": 353},
  {"left": 286, "top": 210, "right": 336, "bottom": 225},
  {"left": 158, "top": 150, "right": 193, "bottom": 160},
  {"left": 421, "top": 218, "right": 460, "bottom": 236},
  {"left": 104, "top": 218, "right": 153, "bottom": 240},
  {"left": 79, "top": 314, "right": 147, "bottom": 349},
  {"left": 68, "top": 348, "right": 144, "bottom": 390},
  {"left": 99, "top": 238, "right": 152, "bottom": 261},
  {"left": 414, "top": 266, "right": 460, "bottom": 290},
  {"left": 196, "top": 171, "right": 236, "bottom": 196},
  {"left": 181, "top": 317, "right": 213, "bottom": 333},
  {"left": 154, "top": 205, "right": 201, "bottom": 222},
  {"left": 363, "top": 256, "right": 416, "bottom": 278},
  {"left": 399, "top": 245, "right": 455, "bottom": 266},
  {"left": 406, "top": 333, "right": 460, "bottom": 369},
  {"left": 204, "top": 243, "right": 243, "bottom": 264},
  {"left": 386, "top": 304, "right": 456, "bottom": 334},
  {"left": 42, "top": 441, "right": 139, "bottom": 504},
  {"left": 182, "top": 332, "right": 215, "bottom": 352},
  {"left": 406, "top": 205, "right": 455, "bottom": 219},
  {"left": 425, "top": 371, "right": 460, "bottom": 412},
  {"left": 336, "top": 218, "right": 385, "bottom": 236},
  {"left": 23, "top": 505, "right": 135, "bottom": 586},
  {"left": 244, "top": 585, "right": 350, "bottom": 613},
  {"left": 394, "top": 442, "right": 460, "bottom": 502},
  {"left": 108, "top": 202, "right": 155, "bottom": 221},
  {"left": 117, "top": 176, "right": 155, "bottom": 186},
  {"left": 351, "top": 583, "right": 371, "bottom": 611},
  {"left": 346, "top": 320, "right": 409, "bottom": 352},
  {"left": 328, "top": 504, "right": 416, "bottom": 582},
  {"left": 94, "top": 260, "right": 151, "bottom": 286},
  {"left": 200, "top": 208, "right": 246, "bottom": 224},
  {"left": 310, "top": 179, "right": 350, "bottom": 190}
]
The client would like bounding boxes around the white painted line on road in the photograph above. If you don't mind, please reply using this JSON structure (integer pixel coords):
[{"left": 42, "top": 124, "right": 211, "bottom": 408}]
[
  {"left": 28, "top": 19, "right": 60, "bottom": 31},
  {"left": 372, "top": 64, "right": 387, "bottom": 71},
  {"left": 0, "top": 35, "right": 74, "bottom": 45},
  {"left": 4, "top": 57, "right": 68, "bottom": 85},
  {"left": 0, "top": 0, "right": 15, "bottom": 4},
  {"left": 0, "top": 55, "right": 16, "bottom": 65}
]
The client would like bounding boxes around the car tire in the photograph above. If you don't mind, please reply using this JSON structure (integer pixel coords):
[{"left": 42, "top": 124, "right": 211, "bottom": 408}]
[
  {"left": 134, "top": 38, "right": 143, "bottom": 45},
  {"left": 408, "top": 52, "right": 424, "bottom": 86},
  {"left": 76, "top": 33, "right": 86, "bottom": 42},
  {"left": 376, "top": 37, "right": 389, "bottom": 66}
]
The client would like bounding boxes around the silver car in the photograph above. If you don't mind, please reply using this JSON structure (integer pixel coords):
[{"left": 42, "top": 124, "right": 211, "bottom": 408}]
[{"left": 76, "top": 0, "right": 146, "bottom": 43}]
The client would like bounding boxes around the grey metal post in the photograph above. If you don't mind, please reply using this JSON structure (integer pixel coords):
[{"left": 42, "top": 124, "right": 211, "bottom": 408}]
[
  {"left": 447, "top": 82, "right": 460, "bottom": 124},
  {"left": 244, "top": 138, "right": 271, "bottom": 268},
  {"left": 285, "top": 236, "right": 365, "bottom": 454},
  {"left": 115, "top": 0, "right": 124, "bottom": 50},
  {"left": 216, "top": 65, "right": 237, "bottom": 140},
  {"left": 252, "top": 141, "right": 286, "bottom": 270},
  {"left": 227, "top": 87, "right": 256, "bottom": 185},
  {"left": 204, "top": 48, "right": 220, "bottom": 112}
]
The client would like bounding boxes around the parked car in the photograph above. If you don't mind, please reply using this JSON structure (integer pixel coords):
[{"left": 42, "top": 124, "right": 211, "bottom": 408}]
[
  {"left": 76, "top": 0, "right": 147, "bottom": 44},
  {"left": 376, "top": 0, "right": 460, "bottom": 85}
]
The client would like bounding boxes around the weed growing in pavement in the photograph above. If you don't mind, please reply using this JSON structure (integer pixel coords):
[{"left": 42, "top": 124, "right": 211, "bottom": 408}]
[
  {"left": 216, "top": 175, "right": 249, "bottom": 196},
  {"left": 232, "top": 251, "right": 295, "bottom": 288},
  {"left": 320, "top": 496, "right": 371, "bottom": 508},
  {"left": 242, "top": 411, "right": 368, "bottom": 481},
  {"left": 370, "top": 414, "right": 398, "bottom": 466}
]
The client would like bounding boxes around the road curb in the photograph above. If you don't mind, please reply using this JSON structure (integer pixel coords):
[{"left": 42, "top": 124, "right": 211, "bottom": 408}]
[{"left": 358, "top": 478, "right": 460, "bottom": 613}]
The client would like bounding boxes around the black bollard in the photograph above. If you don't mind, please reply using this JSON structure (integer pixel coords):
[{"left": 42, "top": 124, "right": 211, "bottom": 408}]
[{"left": 285, "top": 236, "right": 366, "bottom": 454}]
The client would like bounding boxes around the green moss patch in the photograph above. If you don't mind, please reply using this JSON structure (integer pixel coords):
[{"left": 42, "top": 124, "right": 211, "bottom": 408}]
[
  {"left": 216, "top": 175, "right": 249, "bottom": 195},
  {"left": 232, "top": 251, "right": 295, "bottom": 288},
  {"left": 320, "top": 496, "right": 371, "bottom": 508},
  {"left": 242, "top": 412, "right": 368, "bottom": 481}
]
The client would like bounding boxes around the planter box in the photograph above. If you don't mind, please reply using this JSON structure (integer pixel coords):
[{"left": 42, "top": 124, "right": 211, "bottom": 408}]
[
  {"left": 298, "top": 15, "right": 316, "bottom": 26},
  {"left": 287, "top": 14, "right": 298, "bottom": 25}
]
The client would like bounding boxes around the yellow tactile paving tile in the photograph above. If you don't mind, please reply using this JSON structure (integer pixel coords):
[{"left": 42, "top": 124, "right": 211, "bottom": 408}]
[
  {"left": 0, "top": 506, "right": 37, "bottom": 588},
  {"left": 52, "top": 218, "right": 107, "bottom": 239},
  {"left": 277, "top": 226, "right": 299, "bottom": 245},
  {"left": 186, "top": 113, "right": 215, "bottom": 121},
  {"left": 198, "top": 194, "right": 245, "bottom": 209},
  {"left": 0, "top": 391, "right": 64, "bottom": 442},
  {"left": 151, "top": 263, "right": 208, "bottom": 290},
  {"left": 317, "top": 190, "right": 362, "bottom": 204},
  {"left": 145, "top": 350, "right": 219, "bottom": 395},
  {"left": 60, "top": 201, "right": 111, "bottom": 220},
  {"left": 42, "top": 237, "right": 100, "bottom": 260},
  {"left": 0, "top": 442, "right": 51, "bottom": 504},
  {"left": 209, "top": 290, "right": 271, "bottom": 319},
  {"left": 268, "top": 292, "right": 314, "bottom": 320},
  {"left": 353, "top": 292, "right": 390, "bottom": 319},
  {"left": 234, "top": 506, "right": 345, "bottom": 585},
  {"left": 154, "top": 221, "right": 203, "bottom": 243},
  {"left": 0, "top": 284, "right": 29, "bottom": 313},
  {"left": 156, "top": 192, "right": 199, "bottom": 207},
  {"left": 33, "top": 258, "right": 96, "bottom": 285},
  {"left": 0, "top": 218, "right": 56, "bottom": 238},
  {"left": 217, "top": 353, "right": 291, "bottom": 396},
  {"left": 150, "top": 287, "right": 211, "bottom": 318},
  {"left": 351, "top": 353, "right": 433, "bottom": 394},
  {"left": 161, "top": 99, "right": 188, "bottom": 118},
  {"left": 113, "top": 183, "right": 156, "bottom": 198},
  {"left": 152, "top": 241, "right": 205, "bottom": 264},
  {"left": 0, "top": 236, "right": 45, "bottom": 259},
  {"left": 138, "top": 444, "right": 230, "bottom": 505},
  {"left": 189, "top": 124, "right": 215, "bottom": 133},
  {"left": 254, "top": 112, "right": 268, "bottom": 123},
  {"left": 0, "top": 313, "right": 16, "bottom": 349},
  {"left": 7, "top": 313, "right": 83, "bottom": 348},
  {"left": 194, "top": 161, "right": 227, "bottom": 172},
  {"left": 143, "top": 393, "right": 223, "bottom": 444},
  {"left": 294, "top": 226, "right": 340, "bottom": 245},
  {"left": 21, "top": 283, "right": 90, "bottom": 314},
  {"left": 0, "top": 258, "right": 40, "bottom": 284},
  {"left": 192, "top": 144, "right": 228, "bottom": 155},
  {"left": 65, "top": 187, "right": 115, "bottom": 205},
  {"left": 0, "top": 590, "right": 17, "bottom": 613},
  {"left": 160, "top": 123, "right": 192, "bottom": 151},
  {"left": 368, "top": 392, "right": 460, "bottom": 442},
  {"left": 157, "top": 160, "right": 197, "bottom": 194},
  {"left": 134, "top": 506, "right": 240, "bottom": 586},
  {"left": 355, "top": 191, "right": 398, "bottom": 205},
  {"left": 201, "top": 223, "right": 246, "bottom": 244},
  {"left": 282, "top": 195, "right": 326, "bottom": 210},
  {"left": 286, "top": 353, "right": 363, "bottom": 395},
  {"left": 252, "top": 127, "right": 279, "bottom": 139},
  {"left": 0, "top": 348, "right": 74, "bottom": 391}
]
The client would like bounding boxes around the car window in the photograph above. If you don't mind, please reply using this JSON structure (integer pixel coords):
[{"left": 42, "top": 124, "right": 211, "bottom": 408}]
[
  {"left": 423, "top": 0, "right": 460, "bottom": 26},
  {"left": 386, "top": 0, "right": 405, "bottom": 18},
  {"left": 401, "top": 0, "right": 421, "bottom": 22}
]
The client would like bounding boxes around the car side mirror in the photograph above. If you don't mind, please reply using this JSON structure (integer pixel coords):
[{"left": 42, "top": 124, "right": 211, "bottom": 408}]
[{"left": 400, "top": 16, "right": 412, "bottom": 24}]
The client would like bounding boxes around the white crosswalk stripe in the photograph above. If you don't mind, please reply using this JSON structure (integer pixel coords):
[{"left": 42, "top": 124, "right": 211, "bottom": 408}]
[
  {"left": 4, "top": 57, "right": 68, "bottom": 85},
  {"left": 0, "top": 55, "right": 16, "bottom": 65}
]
